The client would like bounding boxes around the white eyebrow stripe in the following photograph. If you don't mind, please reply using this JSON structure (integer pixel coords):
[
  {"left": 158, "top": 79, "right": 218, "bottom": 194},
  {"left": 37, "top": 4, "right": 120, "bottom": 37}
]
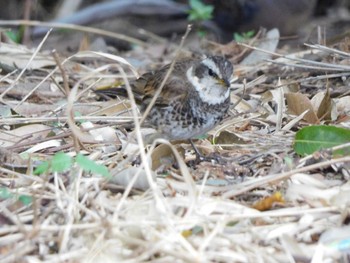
[{"left": 202, "top": 58, "right": 221, "bottom": 77}]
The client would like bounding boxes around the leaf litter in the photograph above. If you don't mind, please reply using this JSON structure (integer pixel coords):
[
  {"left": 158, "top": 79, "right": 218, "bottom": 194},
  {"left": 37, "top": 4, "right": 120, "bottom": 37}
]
[{"left": 0, "top": 26, "right": 350, "bottom": 262}]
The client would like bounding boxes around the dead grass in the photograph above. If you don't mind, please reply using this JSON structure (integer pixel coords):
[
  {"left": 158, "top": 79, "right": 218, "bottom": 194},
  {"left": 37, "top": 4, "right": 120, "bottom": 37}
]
[{"left": 0, "top": 25, "right": 350, "bottom": 263}]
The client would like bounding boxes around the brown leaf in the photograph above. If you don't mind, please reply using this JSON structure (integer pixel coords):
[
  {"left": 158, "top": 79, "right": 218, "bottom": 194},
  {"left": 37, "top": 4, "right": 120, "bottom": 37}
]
[
  {"left": 79, "top": 35, "right": 90, "bottom": 52},
  {"left": 215, "top": 130, "right": 249, "bottom": 150},
  {"left": 316, "top": 87, "right": 332, "bottom": 120},
  {"left": 0, "top": 42, "right": 56, "bottom": 69},
  {"left": 109, "top": 167, "right": 156, "bottom": 191},
  {"left": 0, "top": 147, "right": 26, "bottom": 167},
  {"left": 0, "top": 124, "right": 52, "bottom": 147},
  {"left": 252, "top": 192, "right": 285, "bottom": 211},
  {"left": 151, "top": 144, "right": 175, "bottom": 170},
  {"left": 285, "top": 92, "right": 319, "bottom": 124}
]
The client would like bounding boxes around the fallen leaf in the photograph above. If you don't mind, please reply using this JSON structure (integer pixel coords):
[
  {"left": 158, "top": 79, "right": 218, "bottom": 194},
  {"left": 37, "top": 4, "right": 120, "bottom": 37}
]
[
  {"left": 335, "top": 96, "right": 350, "bottom": 115},
  {"left": 151, "top": 144, "right": 175, "bottom": 170},
  {"left": 252, "top": 192, "right": 285, "bottom": 211},
  {"left": 316, "top": 87, "right": 333, "bottom": 120},
  {"left": 0, "top": 42, "right": 55, "bottom": 69},
  {"left": 214, "top": 130, "right": 250, "bottom": 150},
  {"left": 293, "top": 125, "right": 350, "bottom": 156},
  {"left": 285, "top": 92, "right": 319, "bottom": 124},
  {"left": 240, "top": 28, "right": 280, "bottom": 65},
  {"left": 109, "top": 167, "right": 156, "bottom": 191},
  {"left": 0, "top": 124, "right": 52, "bottom": 147}
]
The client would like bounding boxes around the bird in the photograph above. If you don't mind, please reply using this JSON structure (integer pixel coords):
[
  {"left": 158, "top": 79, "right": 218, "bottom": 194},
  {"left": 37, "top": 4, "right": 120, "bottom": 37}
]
[{"left": 96, "top": 56, "right": 233, "bottom": 160}]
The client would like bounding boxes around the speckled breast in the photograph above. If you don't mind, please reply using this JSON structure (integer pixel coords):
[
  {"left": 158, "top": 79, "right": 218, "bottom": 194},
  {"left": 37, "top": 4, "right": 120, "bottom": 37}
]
[{"left": 147, "top": 97, "right": 230, "bottom": 140}]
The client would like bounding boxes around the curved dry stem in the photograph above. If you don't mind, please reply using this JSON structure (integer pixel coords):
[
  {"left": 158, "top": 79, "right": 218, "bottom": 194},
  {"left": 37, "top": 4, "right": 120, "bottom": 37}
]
[
  {"left": 0, "top": 20, "right": 146, "bottom": 47},
  {"left": 139, "top": 24, "right": 192, "bottom": 125}
]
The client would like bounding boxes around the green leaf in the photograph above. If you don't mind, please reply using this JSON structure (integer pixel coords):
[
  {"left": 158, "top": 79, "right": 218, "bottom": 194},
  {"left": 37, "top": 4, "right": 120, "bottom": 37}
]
[
  {"left": 188, "top": 0, "right": 214, "bottom": 21},
  {"left": 5, "top": 30, "right": 21, "bottom": 43},
  {"left": 0, "top": 188, "right": 32, "bottom": 205},
  {"left": 19, "top": 195, "right": 32, "bottom": 206},
  {"left": 51, "top": 152, "right": 73, "bottom": 172},
  {"left": 294, "top": 125, "right": 350, "bottom": 156},
  {"left": 0, "top": 187, "right": 12, "bottom": 199},
  {"left": 34, "top": 161, "right": 50, "bottom": 175},
  {"left": 74, "top": 111, "right": 86, "bottom": 124},
  {"left": 234, "top": 30, "right": 255, "bottom": 42},
  {"left": 233, "top": 33, "right": 244, "bottom": 42},
  {"left": 76, "top": 154, "right": 110, "bottom": 177},
  {"left": 197, "top": 29, "right": 207, "bottom": 38},
  {"left": 245, "top": 30, "right": 255, "bottom": 38}
]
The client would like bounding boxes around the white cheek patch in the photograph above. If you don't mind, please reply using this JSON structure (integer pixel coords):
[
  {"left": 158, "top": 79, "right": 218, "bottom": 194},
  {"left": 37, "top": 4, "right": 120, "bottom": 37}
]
[{"left": 187, "top": 67, "right": 229, "bottom": 105}]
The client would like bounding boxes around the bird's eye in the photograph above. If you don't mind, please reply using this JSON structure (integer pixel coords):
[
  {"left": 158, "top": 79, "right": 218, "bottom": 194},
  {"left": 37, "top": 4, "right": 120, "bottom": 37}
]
[{"left": 208, "top": 68, "right": 215, "bottom": 77}]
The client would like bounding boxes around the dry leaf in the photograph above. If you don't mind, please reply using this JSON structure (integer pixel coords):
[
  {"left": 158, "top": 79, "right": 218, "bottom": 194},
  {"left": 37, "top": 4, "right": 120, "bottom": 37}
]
[
  {"left": 215, "top": 130, "right": 249, "bottom": 150},
  {"left": 109, "top": 167, "right": 156, "bottom": 191},
  {"left": 0, "top": 147, "right": 26, "bottom": 167},
  {"left": 80, "top": 122, "right": 119, "bottom": 143},
  {"left": 230, "top": 93, "right": 252, "bottom": 113},
  {"left": 0, "top": 124, "right": 52, "bottom": 147},
  {"left": 316, "top": 87, "right": 332, "bottom": 120},
  {"left": 151, "top": 143, "right": 175, "bottom": 170},
  {"left": 285, "top": 92, "right": 319, "bottom": 124},
  {"left": 270, "top": 84, "right": 285, "bottom": 131},
  {"left": 252, "top": 192, "right": 285, "bottom": 211},
  {"left": 0, "top": 42, "right": 55, "bottom": 69},
  {"left": 335, "top": 96, "right": 350, "bottom": 115},
  {"left": 25, "top": 140, "right": 61, "bottom": 153},
  {"left": 78, "top": 35, "right": 90, "bottom": 52},
  {"left": 240, "top": 28, "right": 280, "bottom": 65}
]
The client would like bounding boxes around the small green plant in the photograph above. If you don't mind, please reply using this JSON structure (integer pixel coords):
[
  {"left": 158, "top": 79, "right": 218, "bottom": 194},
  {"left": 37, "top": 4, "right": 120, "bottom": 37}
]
[
  {"left": 34, "top": 152, "right": 109, "bottom": 177},
  {"left": 75, "top": 154, "right": 109, "bottom": 177},
  {"left": 187, "top": 0, "right": 214, "bottom": 37},
  {"left": 5, "top": 27, "right": 24, "bottom": 43},
  {"left": 233, "top": 30, "right": 255, "bottom": 42},
  {"left": 0, "top": 187, "right": 32, "bottom": 206},
  {"left": 188, "top": 0, "right": 214, "bottom": 22},
  {"left": 34, "top": 152, "right": 72, "bottom": 174},
  {"left": 74, "top": 111, "right": 86, "bottom": 124}
]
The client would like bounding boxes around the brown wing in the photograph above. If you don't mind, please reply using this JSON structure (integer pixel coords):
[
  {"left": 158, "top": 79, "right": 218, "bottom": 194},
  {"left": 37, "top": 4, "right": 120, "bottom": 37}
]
[
  {"left": 94, "top": 73, "right": 153, "bottom": 104},
  {"left": 95, "top": 58, "right": 198, "bottom": 108},
  {"left": 138, "top": 59, "right": 196, "bottom": 108}
]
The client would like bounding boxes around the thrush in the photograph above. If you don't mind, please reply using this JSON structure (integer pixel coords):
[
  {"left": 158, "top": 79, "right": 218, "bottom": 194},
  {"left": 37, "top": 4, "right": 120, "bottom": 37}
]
[{"left": 96, "top": 56, "right": 233, "bottom": 159}]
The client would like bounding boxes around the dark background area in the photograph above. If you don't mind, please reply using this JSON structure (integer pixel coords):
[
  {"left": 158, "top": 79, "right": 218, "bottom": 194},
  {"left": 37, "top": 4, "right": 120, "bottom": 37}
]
[{"left": 0, "top": 0, "right": 349, "bottom": 51}]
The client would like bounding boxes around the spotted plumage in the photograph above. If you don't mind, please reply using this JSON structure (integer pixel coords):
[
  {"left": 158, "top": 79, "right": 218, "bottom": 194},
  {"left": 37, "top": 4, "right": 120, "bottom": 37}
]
[{"left": 96, "top": 56, "right": 233, "bottom": 141}]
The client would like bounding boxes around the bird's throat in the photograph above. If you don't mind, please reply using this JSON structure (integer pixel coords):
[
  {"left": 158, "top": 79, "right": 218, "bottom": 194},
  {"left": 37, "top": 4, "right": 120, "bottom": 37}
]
[{"left": 186, "top": 68, "right": 230, "bottom": 105}]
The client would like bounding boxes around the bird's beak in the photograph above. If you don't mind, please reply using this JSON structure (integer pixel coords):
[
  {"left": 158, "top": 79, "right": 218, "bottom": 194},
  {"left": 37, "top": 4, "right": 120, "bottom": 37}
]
[{"left": 218, "top": 78, "right": 230, "bottom": 88}]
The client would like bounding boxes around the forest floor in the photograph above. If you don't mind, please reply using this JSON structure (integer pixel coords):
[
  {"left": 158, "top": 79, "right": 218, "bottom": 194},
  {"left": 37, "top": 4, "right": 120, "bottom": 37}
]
[{"left": 0, "top": 7, "right": 350, "bottom": 262}]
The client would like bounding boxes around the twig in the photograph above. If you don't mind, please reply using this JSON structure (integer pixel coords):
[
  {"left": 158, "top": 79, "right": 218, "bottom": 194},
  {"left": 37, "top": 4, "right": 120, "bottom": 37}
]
[
  {"left": 0, "top": 29, "right": 52, "bottom": 105},
  {"left": 0, "top": 116, "right": 134, "bottom": 125},
  {"left": 52, "top": 50, "right": 70, "bottom": 96},
  {"left": 223, "top": 156, "right": 350, "bottom": 198},
  {"left": 22, "top": 0, "right": 32, "bottom": 45},
  {"left": 0, "top": 20, "right": 146, "bottom": 47},
  {"left": 112, "top": 65, "right": 168, "bottom": 217},
  {"left": 140, "top": 24, "right": 192, "bottom": 125},
  {"left": 239, "top": 42, "right": 350, "bottom": 71}
]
